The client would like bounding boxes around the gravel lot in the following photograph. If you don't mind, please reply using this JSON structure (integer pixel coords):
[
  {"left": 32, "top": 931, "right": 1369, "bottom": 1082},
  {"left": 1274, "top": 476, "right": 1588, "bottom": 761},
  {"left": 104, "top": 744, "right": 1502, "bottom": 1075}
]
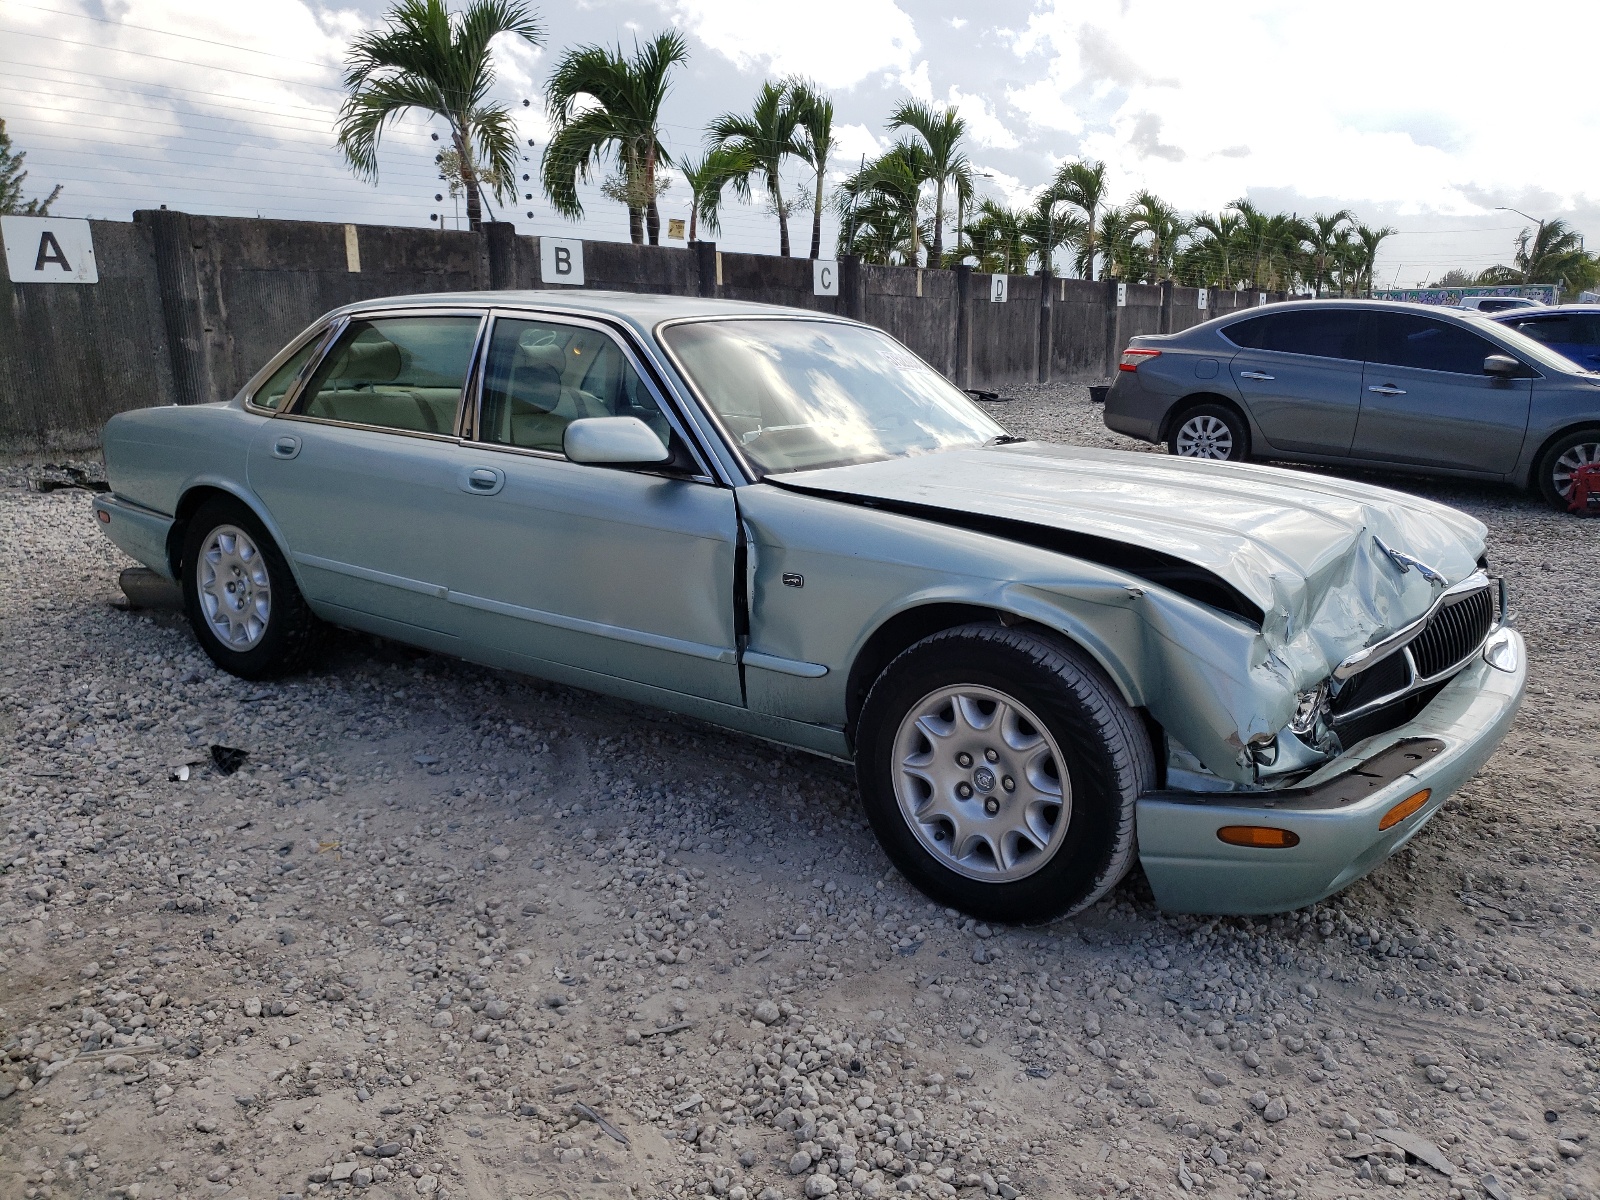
[{"left": 1, "top": 388, "right": 1596, "bottom": 1200}]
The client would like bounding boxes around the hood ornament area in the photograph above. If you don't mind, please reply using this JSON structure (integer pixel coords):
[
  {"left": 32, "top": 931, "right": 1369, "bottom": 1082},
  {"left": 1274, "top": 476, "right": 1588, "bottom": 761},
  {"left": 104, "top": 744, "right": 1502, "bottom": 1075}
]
[{"left": 1373, "top": 536, "right": 1447, "bottom": 587}]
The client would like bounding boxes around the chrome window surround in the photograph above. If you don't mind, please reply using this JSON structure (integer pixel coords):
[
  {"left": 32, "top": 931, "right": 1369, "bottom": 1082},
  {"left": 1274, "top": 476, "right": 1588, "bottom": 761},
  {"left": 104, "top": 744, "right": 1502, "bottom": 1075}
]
[
  {"left": 652, "top": 313, "right": 980, "bottom": 483},
  {"left": 242, "top": 319, "right": 344, "bottom": 415},
  {"left": 266, "top": 307, "right": 488, "bottom": 445},
  {"left": 1328, "top": 571, "right": 1502, "bottom": 724},
  {"left": 459, "top": 308, "right": 717, "bottom": 484}
]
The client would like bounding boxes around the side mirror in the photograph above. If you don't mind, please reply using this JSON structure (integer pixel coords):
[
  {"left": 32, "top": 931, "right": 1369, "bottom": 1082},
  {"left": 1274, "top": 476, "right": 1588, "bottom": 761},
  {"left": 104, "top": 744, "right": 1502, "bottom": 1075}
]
[
  {"left": 563, "top": 416, "right": 671, "bottom": 466},
  {"left": 1483, "top": 354, "right": 1521, "bottom": 377}
]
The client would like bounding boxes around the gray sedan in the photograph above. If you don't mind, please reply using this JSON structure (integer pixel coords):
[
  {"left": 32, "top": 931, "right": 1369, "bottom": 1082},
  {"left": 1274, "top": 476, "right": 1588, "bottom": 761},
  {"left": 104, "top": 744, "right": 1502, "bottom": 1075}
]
[{"left": 1104, "top": 298, "right": 1600, "bottom": 510}]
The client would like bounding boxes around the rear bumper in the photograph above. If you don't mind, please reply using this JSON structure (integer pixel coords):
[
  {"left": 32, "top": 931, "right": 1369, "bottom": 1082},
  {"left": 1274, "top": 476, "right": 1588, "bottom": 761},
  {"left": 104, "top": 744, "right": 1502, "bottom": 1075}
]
[
  {"left": 1102, "top": 373, "right": 1165, "bottom": 442},
  {"left": 92, "top": 493, "right": 176, "bottom": 579},
  {"left": 1135, "top": 628, "right": 1526, "bottom": 914}
]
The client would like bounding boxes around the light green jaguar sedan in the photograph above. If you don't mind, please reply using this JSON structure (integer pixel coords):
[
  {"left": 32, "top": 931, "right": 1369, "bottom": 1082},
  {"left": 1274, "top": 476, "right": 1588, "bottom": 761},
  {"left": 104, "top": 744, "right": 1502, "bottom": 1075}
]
[{"left": 93, "top": 291, "right": 1526, "bottom": 922}]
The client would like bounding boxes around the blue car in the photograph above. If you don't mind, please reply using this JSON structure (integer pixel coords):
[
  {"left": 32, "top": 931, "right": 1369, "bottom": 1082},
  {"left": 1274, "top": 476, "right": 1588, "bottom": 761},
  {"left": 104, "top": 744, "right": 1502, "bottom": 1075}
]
[{"left": 1492, "top": 304, "right": 1600, "bottom": 371}]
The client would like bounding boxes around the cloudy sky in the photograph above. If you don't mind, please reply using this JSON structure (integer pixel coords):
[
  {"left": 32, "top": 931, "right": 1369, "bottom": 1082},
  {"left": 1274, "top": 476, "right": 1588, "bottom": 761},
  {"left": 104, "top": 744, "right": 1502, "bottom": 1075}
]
[{"left": 3, "top": 0, "right": 1598, "bottom": 284}]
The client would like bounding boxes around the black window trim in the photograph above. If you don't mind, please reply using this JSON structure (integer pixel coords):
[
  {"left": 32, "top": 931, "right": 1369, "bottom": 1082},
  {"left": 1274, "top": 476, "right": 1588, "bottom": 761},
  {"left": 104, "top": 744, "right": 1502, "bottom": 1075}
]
[{"left": 273, "top": 306, "right": 489, "bottom": 443}]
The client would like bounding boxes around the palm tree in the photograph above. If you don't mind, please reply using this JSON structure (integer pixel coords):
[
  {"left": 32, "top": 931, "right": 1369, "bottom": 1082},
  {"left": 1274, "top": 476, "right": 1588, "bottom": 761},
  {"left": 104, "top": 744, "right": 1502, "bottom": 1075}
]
[
  {"left": 1479, "top": 219, "right": 1600, "bottom": 293},
  {"left": 1098, "top": 206, "right": 1144, "bottom": 282},
  {"left": 1354, "top": 223, "right": 1396, "bottom": 296},
  {"left": 709, "top": 81, "right": 804, "bottom": 256},
  {"left": 542, "top": 31, "right": 688, "bottom": 245},
  {"left": 1189, "top": 211, "right": 1242, "bottom": 288},
  {"left": 1022, "top": 189, "right": 1081, "bottom": 275},
  {"left": 836, "top": 143, "right": 932, "bottom": 265},
  {"left": 1305, "top": 210, "right": 1353, "bottom": 296},
  {"left": 677, "top": 147, "right": 749, "bottom": 242},
  {"left": 1052, "top": 159, "right": 1108, "bottom": 279},
  {"left": 337, "top": 0, "right": 543, "bottom": 232},
  {"left": 788, "top": 78, "right": 836, "bottom": 261},
  {"left": 886, "top": 101, "right": 970, "bottom": 265},
  {"left": 1128, "top": 190, "right": 1187, "bottom": 281},
  {"left": 963, "top": 199, "right": 1030, "bottom": 275}
]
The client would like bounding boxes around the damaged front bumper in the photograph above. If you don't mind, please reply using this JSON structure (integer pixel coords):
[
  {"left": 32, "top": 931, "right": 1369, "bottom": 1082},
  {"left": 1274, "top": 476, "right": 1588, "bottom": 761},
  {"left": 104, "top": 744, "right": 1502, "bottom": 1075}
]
[{"left": 1135, "top": 626, "right": 1526, "bottom": 915}]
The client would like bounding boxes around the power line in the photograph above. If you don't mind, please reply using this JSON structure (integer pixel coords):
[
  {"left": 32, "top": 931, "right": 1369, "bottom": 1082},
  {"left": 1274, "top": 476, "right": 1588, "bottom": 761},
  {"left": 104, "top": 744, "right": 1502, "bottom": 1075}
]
[
  {"left": 3, "top": 0, "right": 340, "bottom": 66},
  {"left": 0, "top": 25, "right": 347, "bottom": 91}
]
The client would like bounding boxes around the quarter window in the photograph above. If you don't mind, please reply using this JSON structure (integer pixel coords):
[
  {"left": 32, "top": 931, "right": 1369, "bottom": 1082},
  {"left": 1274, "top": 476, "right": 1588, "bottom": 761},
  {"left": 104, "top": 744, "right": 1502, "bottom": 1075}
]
[
  {"left": 475, "top": 318, "right": 671, "bottom": 453},
  {"left": 1222, "top": 310, "right": 1362, "bottom": 358},
  {"left": 295, "top": 315, "right": 482, "bottom": 433},
  {"left": 1361, "top": 313, "right": 1500, "bottom": 375},
  {"left": 252, "top": 338, "right": 320, "bottom": 411}
]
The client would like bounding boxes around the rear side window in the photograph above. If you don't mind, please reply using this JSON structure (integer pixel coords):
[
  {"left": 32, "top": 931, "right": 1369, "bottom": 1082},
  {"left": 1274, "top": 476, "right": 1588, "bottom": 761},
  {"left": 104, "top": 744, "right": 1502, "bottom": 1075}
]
[
  {"left": 1222, "top": 310, "right": 1362, "bottom": 358},
  {"left": 252, "top": 338, "right": 319, "bottom": 411},
  {"left": 1362, "top": 313, "right": 1500, "bottom": 375},
  {"left": 295, "top": 316, "right": 482, "bottom": 434}
]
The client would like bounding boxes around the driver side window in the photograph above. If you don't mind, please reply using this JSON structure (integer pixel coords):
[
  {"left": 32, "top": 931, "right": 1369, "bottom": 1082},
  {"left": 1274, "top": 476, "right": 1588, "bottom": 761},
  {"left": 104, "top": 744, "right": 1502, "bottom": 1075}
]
[{"left": 475, "top": 318, "right": 670, "bottom": 453}]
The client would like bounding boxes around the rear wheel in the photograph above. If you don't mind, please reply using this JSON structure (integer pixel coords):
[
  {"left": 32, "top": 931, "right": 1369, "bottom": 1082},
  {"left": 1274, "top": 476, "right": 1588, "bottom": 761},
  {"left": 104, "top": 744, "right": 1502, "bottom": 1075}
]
[
  {"left": 855, "top": 623, "right": 1155, "bottom": 924},
  {"left": 1168, "top": 402, "right": 1249, "bottom": 461},
  {"left": 1534, "top": 426, "right": 1600, "bottom": 512},
  {"left": 181, "top": 497, "right": 320, "bottom": 679}
]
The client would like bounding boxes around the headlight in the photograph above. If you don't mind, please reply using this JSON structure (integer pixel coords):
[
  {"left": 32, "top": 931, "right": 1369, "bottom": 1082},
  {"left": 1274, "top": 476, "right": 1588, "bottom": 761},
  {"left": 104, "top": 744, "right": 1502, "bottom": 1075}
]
[{"left": 1288, "top": 683, "right": 1330, "bottom": 737}]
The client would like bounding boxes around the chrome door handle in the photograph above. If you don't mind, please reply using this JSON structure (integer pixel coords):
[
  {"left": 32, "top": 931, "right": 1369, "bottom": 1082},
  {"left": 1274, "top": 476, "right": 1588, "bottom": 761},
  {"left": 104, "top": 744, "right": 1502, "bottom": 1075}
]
[
  {"left": 1367, "top": 385, "right": 1407, "bottom": 396},
  {"left": 271, "top": 435, "right": 301, "bottom": 459},
  {"left": 1239, "top": 371, "right": 1274, "bottom": 380}
]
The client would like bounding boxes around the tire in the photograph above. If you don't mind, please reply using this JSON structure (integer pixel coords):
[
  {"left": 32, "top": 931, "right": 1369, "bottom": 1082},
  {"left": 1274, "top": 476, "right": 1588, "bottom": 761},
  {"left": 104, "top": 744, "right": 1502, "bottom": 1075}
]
[
  {"left": 855, "top": 623, "right": 1155, "bottom": 924},
  {"left": 1533, "top": 426, "right": 1600, "bottom": 512},
  {"left": 1167, "top": 402, "right": 1249, "bottom": 461},
  {"left": 181, "top": 496, "right": 320, "bottom": 679}
]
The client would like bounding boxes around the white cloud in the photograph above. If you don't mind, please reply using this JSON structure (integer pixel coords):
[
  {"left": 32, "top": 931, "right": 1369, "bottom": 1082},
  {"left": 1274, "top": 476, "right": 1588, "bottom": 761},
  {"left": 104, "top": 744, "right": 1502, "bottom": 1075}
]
[
  {"left": 832, "top": 123, "right": 885, "bottom": 169},
  {"left": 664, "top": 0, "right": 920, "bottom": 89},
  {"left": 946, "top": 85, "right": 1018, "bottom": 150},
  {"left": 896, "top": 60, "right": 932, "bottom": 101}
]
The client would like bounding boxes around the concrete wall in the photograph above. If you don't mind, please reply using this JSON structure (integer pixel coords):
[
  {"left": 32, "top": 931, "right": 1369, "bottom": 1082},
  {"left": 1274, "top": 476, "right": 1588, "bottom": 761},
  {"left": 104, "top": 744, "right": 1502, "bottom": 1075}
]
[{"left": 0, "top": 209, "right": 1286, "bottom": 451}]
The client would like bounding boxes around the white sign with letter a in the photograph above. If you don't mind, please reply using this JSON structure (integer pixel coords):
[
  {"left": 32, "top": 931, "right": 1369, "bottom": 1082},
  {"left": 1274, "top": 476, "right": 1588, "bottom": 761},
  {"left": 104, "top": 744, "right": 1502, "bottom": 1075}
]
[
  {"left": 813, "top": 259, "right": 838, "bottom": 296},
  {"left": 540, "top": 237, "right": 584, "bottom": 286},
  {"left": 2, "top": 216, "right": 98, "bottom": 283}
]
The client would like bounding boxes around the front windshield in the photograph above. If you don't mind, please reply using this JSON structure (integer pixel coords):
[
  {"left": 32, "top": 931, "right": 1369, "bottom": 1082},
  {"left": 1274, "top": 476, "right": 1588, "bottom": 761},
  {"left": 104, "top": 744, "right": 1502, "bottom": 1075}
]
[{"left": 661, "top": 319, "right": 1007, "bottom": 473}]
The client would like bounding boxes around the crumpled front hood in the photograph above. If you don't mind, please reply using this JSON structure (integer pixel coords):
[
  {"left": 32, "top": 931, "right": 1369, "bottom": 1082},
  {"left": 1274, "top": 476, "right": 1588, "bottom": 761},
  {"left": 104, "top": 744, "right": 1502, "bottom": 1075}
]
[{"left": 782, "top": 443, "right": 1487, "bottom": 679}]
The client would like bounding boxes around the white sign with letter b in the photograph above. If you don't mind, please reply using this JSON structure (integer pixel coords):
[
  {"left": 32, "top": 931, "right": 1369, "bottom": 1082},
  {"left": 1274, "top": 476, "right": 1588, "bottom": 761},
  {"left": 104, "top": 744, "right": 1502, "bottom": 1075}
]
[
  {"left": 540, "top": 237, "right": 584, "bottom": 286},
  {"left": 2, "top": 216, "right": 98, "bottom": 283}
]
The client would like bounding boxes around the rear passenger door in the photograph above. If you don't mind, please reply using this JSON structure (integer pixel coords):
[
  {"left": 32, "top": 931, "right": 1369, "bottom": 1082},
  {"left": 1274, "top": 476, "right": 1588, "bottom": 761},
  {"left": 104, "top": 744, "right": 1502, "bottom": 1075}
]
[
  {"left": 1499, "top": 312, "right": 1600, "bottom": 370},
  {"left": 1223, "top": 308, "right": 1365, "bottom": 453},
  {"left": 1353, "top": 312, "right": 1532, "bottom": 474},
  {"left": 246, "top": 310, "right": 485, "bottom": 636}
]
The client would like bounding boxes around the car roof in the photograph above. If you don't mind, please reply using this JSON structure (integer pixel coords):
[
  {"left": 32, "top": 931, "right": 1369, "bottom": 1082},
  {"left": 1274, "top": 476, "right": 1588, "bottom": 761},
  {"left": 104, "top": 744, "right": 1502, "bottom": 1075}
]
[
  {"left": 326, "top": 289, "right": 847, "bottom": 341},
  {"left": 1212, "top": 297, "right": 1500, "bottom": 322}
]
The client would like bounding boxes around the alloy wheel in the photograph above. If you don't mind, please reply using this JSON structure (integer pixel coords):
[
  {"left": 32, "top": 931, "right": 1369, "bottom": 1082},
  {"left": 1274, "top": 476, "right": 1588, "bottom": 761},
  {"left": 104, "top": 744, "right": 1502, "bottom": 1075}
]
[
  {"left": 1551, "top": 441, "right": 1600, "bottom": 498},
  {"left": 198, "top": 524, "right": 272, "bottom": 650},
  {"left": 891, "top": 685, "right": 1072, "bottom": 883},
  {"left": 1175, "top": 414, "right": 1235, "bottom": 459}
]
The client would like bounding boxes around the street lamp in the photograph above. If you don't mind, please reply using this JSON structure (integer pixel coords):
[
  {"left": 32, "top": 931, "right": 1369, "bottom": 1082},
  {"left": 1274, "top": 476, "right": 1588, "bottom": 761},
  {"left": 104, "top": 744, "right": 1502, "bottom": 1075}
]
[{"left": 1495, "top": 206, "right": 1546, "bottom": 286}]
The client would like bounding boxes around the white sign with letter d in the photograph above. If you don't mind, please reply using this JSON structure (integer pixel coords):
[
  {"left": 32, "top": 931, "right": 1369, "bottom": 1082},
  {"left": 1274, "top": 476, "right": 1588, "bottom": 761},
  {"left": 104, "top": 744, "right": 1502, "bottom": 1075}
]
[
  {"left": 540, "top": 237, "right": 584, "bottom": 286},
  {"left": 2, "top": 216, "right": 98, "bottom": 283}
]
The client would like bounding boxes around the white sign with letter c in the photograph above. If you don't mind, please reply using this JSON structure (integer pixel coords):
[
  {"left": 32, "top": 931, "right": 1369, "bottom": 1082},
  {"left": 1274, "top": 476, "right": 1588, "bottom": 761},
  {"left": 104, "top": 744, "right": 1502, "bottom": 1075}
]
[{"left": 813, "top": 259, "right": 838, "bottom": 296}]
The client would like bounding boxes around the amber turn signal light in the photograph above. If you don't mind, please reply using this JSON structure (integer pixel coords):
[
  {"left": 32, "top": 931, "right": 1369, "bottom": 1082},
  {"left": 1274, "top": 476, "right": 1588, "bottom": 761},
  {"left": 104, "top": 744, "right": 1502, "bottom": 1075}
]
[
  {"left": 1378, "top": 789, "right": 1432, "bottom": 831},
  {"left": 1216, "top": 825, "right": 1300, "bottom": 848}
]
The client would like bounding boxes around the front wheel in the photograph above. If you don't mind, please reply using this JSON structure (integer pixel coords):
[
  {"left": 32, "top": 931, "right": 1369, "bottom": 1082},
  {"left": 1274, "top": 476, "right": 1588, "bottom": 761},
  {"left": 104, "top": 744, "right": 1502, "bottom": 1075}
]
[
  {"left": 181, "top": 497, "right": 320, "bottom": 679},
  {"left": 855, "top": 623, "right": 1155, "bottom": 924},
  {"left": 1533, "top": 426, "right": 1600, "bottom": 512},
  {"left": 1168, "top": 403, "right": 1249, "bottom": 460}
]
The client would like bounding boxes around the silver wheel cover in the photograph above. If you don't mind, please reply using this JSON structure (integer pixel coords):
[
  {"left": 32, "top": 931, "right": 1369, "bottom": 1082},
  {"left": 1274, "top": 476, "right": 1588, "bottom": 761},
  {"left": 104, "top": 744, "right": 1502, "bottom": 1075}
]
[
  {"left": 1175, "top": 413, "right": 1235, "bottom": 459},
  {"left": 198, "top": 524, "right": 271, "bottom": 650},
  {"left": 891, "top": 685, "right": 1072, "bottom": 883},
  {"left": 1552, "top": 441, "right": 1600, "bottom": 498}
]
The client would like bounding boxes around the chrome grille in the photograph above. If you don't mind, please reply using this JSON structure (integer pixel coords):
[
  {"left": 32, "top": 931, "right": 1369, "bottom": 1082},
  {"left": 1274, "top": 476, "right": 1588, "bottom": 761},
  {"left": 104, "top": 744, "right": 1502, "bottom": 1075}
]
[
  {"left": 1330, "top": 651, "right": 1410, "bottom": 717},
  {"left": 1410, "top": 586, "right": 1495, "bottom": 679}
]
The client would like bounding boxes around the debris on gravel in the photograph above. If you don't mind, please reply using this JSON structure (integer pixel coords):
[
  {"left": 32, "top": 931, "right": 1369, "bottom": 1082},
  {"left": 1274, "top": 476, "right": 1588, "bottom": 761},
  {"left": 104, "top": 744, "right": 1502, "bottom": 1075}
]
[{"left": 1, "top": 405, "right": 1597, "bottom": 1200}]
